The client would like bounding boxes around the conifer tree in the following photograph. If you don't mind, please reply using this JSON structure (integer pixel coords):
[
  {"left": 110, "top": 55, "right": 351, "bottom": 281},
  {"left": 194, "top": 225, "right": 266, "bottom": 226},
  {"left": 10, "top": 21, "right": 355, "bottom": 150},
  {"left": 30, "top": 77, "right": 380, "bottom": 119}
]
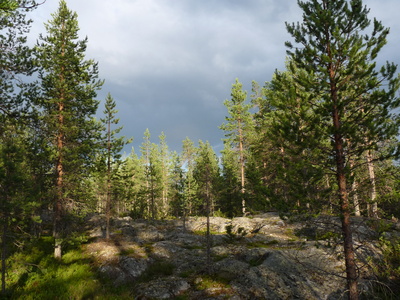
[
  {"left": 148, "top": 142, "right": 162, "bottom": 219},
  {"left": 263, "top": 62, "right": 329, "bottom": 212},
  {"left": 193, "top": 140, "right": 220, "bottom": 272},
  {"left": 0, "top": 2, "right": 41, "bottom": 293},
  {"left": 140, "top": 129, "right": 152, "bottom": 218},
  {"left": 158, "top": 132, "right": 171, "bottom": 218},
  {"left": 193, "top": 140, "right": 221, "bottom": 216},
  {"left": 0, "top": 123, "right": 36, "bottom": 295},
  {"left": 169, "top": 151, "right": 184, "bottom": 219},
  {"left": 285, "top": 1, "right": 400, "bottom": 298},
  {"left": 100, "top": 93, "right": 132, "bottom": 239},
  {"left": 0, "top": 0, "right": 37, "bottom": 130},
  {"left": 36, "top": 0, "right": 103, "bottom": 258},
  {"left": 220, "top": 144, "right": 241, "bottom": 217},
  {"left": 181, "top": 137, "right": 198, "bottom": 227},
  {"left": 123, "top": 148, "right": 147, "bottom": 218},
  {"left": 220, "top": 79, "right": 253, "bottom": 215}
]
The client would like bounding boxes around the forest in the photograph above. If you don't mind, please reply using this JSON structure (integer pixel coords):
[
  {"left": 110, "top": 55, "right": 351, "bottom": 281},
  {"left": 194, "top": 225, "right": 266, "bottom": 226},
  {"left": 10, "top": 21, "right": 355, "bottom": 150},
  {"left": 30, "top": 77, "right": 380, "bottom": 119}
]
[{"left": 1, "top": 0, "right": 400, "bottom": 299}]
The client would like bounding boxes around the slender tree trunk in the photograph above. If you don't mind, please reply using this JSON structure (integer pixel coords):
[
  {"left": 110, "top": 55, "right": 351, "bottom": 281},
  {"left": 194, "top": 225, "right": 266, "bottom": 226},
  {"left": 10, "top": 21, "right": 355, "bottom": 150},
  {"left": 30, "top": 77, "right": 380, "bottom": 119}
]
[
  {"left": 106, "top": 118, "right": 112, "bottom": 239},
  {"left": 334, "top": 132, "right": 358, "bottom": 299},
  {"left": 238, "top": 122, "right": 246, "bottom": 215},
  {"left": 205, "top": 169, "right": 212, "bottom": 274},
  {"left": 188, "top": 179, "right": 192, "bottom": 215},
  {"left": 54, "top": 20, "right": 66, "bottom": 259},
  {"left": 182, "top": 206, "right": 186, "bottom": 232},
  {"left": 146, "top": 150, "right": 150, "bottom": 218},
  {"left": 352, "top": 180, "right": 361, "bottom": 217},
  {"left": 54, "top": 101, "right": 64, "bottom": 259},
  {"left": 349, "top": 156, "right": 361, "bottom": 217},
  {"left": 150, "top": 172, "right": 156, "bottom": 220},
  {"left": 332, "top": 102, "right": 358, "bottom": 300},
  {"left": 366, "top": 150, "right": 378, "bottom": 218},
  {"left": 327, "top": 32, "right": 358, "bottom": 294}
]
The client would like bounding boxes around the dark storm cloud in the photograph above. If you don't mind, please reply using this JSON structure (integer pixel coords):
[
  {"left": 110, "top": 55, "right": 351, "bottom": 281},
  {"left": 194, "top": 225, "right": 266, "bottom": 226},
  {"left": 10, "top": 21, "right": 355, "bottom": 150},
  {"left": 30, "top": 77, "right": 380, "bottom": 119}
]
[{"left": 29, "top": 0, "right": 400, "bottom": 154}]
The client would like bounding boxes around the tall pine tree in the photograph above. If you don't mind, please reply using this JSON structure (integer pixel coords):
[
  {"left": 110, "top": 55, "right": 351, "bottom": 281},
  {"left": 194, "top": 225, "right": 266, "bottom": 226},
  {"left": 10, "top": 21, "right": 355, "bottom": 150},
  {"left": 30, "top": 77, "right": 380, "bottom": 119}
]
[
  {"left": 100, "top": 93, "right": 132, "bottom": 239},
  {"left": 220, "top": 79, "right": 254, "bottom": 215},
  {"left": 285, "top": 0, "right": 400, "bottom": 298},
  {"left": 36, "top": 0, "right": 103, "bottom": 258}
]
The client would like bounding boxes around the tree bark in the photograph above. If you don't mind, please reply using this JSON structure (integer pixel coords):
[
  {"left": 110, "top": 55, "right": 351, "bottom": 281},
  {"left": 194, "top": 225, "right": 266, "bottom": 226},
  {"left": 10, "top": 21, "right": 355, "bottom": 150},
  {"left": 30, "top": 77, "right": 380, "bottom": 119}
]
[
  {"left": 106, "top": 117, "right": 111, "bottom": 239},
  {"left": 332, "top": 101, "right": 358, "bottom": 300},
  {"left": 54, "top": 101, "right": 64, "bottom": 259},
  {"left": 238, "top": 120, "right": 246, "bottom": 215},
  {"left": 366, "top": 150, "right": 378, "bottom": 218},
  {"left": 205, "top": 167, "right": 212, "bottom": 274},
  {"left": 349, "top": 157, "right": 361, "bottom": 217}
]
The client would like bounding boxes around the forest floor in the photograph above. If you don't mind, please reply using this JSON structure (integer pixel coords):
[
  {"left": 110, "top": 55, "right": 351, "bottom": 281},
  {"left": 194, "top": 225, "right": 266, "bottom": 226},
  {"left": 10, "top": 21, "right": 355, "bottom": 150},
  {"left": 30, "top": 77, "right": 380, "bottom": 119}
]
[
  {"left": 5, "top": 213, "right": 400, "bottom": 299},
  {"left": 82, "top": 213, "right": 400, "bottom": 299}
]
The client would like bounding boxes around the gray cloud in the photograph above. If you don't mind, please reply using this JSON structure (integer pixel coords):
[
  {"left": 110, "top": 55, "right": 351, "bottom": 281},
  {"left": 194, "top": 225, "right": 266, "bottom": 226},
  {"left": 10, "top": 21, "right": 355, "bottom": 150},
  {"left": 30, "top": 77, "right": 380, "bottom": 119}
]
[{"left": 29, "top": 0, "right": 400, "bottom": 154}]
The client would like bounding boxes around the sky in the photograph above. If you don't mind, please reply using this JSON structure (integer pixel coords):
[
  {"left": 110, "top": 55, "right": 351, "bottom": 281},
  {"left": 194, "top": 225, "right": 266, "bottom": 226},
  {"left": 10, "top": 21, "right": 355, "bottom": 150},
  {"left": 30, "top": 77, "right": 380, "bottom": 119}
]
[{"left": 27, "top": 0, "right": 400, "bottom": 155}]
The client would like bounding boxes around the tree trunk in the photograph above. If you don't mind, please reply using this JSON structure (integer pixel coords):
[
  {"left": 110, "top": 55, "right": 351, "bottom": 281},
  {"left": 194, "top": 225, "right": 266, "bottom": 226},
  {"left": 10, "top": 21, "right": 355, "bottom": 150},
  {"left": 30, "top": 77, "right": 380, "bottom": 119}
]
[
  {"left": 106, "top": 118, "right": 112, "bottom": 239},
  {"left": 332, "top": 107, "right": 358, "bottom": 299},
  {"left": 352, "top": 180, "right": 361, "bottom": 217},
  {"left": 349, "top": 157, "right": 361, "bottom": 217},
  {"left": 54, "top": 104, "right": 64, "bottom": 259},
  {"left": 238, "top": 121, "right": 246, "bottom": 215},
  {"left": 54, "top": 151, "right": 63, "bottom": 259},
  {"left": 54, "top": 22, "right": 66, "bottom": 259},
  {"left": 205, "top": 170, "right": 212, "bottom": 274},
  {"left": 366, "top": 150, "right": 378, "bottom": 218},
  {"left": 334, "top": 134, "right": 358, "bottom": 299}
]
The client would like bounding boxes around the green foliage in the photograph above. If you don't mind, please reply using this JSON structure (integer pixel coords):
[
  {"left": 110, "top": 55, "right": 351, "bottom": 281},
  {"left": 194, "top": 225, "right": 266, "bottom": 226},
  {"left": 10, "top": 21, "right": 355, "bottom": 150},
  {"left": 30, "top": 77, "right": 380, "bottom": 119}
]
[
  {"left": 367, "top": 237, "right": 400, "bottom": 298},
  {"left": 194, "top": 275, "right": 231, "bottom": 292},
  {"left": 220, "top": 79, "right": 255, "bottom": 215},
  {"left": 0, "top": 0, "right": 37, "bottom": 127},
  {"left": 193, "top": 140, "right": 221, "bottom": 216},
  {"left": 247, "top": 240, "right": 279, "bottom": 249},
  {"left": 225, "top": 225, "right": 247, "bottom": 242},
  {"left": 0, "top": 1, "right": 18, "bottom": 12},
  {"left": 35, "top": 0, "right": 104, "bottom": 195},
  {"left": 378, "top": 237, "right": 400, "bottom": 279},
  {"left": 6, "top": 236, "right": 133, "bottom": 299},
  {"left": 367, "top": 219, "right": 395, "bottom": 235},
  {"left": 34, "top": 0, "right": 104, "bottom": 257}
]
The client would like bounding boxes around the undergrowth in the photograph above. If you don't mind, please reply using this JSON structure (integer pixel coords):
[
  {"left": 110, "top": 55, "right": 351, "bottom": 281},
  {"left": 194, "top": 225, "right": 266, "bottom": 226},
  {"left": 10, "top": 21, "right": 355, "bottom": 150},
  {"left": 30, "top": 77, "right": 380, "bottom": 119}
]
[{"left": 4, "top": 236, "right": 132, "bottom": 300}]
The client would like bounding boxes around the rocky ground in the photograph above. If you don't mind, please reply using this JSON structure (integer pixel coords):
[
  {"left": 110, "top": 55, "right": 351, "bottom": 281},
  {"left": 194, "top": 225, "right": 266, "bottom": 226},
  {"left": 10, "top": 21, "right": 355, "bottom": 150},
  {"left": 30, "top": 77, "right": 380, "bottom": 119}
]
[{"left": 83, "top": 213, "right": 400, "bottom": 299}]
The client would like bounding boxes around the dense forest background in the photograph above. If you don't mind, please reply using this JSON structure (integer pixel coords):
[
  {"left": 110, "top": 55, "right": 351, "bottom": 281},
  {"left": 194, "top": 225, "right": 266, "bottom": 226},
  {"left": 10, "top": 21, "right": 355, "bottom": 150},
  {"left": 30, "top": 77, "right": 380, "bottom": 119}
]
[{"left": 1, "top": 0, "right": 400, "bottom": 299}]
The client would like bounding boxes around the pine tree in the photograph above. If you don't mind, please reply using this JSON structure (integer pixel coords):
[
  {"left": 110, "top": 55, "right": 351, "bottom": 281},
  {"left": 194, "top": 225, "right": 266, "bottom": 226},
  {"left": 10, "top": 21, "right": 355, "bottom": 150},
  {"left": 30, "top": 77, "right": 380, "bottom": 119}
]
[
  {"left": 169, "top": 151, "right": 184, "bottom": 219},
  {"left": 0, "top": 123, "right": 40, "bottom": 295},
  {"left": 123, "top": 148, "right": 147, "bottom": 218},
  {"left": 285, "top": 1, "right": 400, "bottom": 298},
  {"left": 0, "top": 2, "right": 40, "bottom": 294},
  {"left": 148, "top": 142, "right": 162, "bottom": 219},
  {"left": 220, "top": 144, "right": 241, "bottom": 217},
  {"left": 193, "top": 140, "right": 220, "bottom": 273},
  {"left": 220, "top": 79, "right": 253, "bottom": 215},
  {"left": 0, "top": 0, "right": 37, "bottom": 130},
  {"left": 263, "top": 61, "right": 329, "bottom": 212},
  {"left": 181, "top": 137, "right": 198, "bottom": 228},
  {"left": 158, "top": 132, "right": 171, "bottom": 218},
  {"left": 140, "top": 129, "right": 152, "bottom": 218},
  {"left": 36, "top": 0, "right": 103, "bottom": 258},
  {"left": 100, "top": 93, "right": 132, "bottom": 239},
  {"left": 193, "top": 140, "right": 221, "bottom": 216}
]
